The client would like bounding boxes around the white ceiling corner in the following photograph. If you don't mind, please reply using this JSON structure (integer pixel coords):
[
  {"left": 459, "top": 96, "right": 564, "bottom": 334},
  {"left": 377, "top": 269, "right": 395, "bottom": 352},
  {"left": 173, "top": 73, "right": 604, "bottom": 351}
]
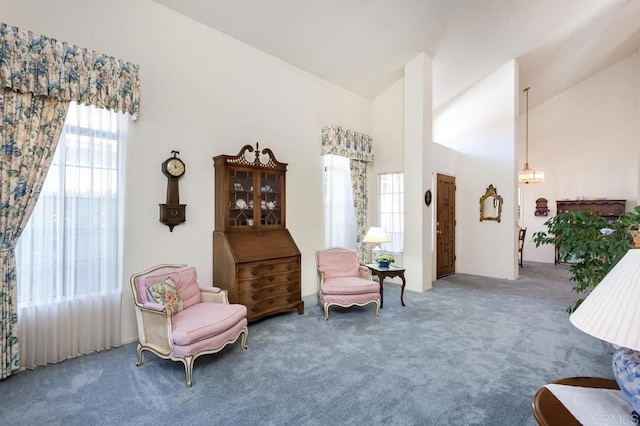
[{"left": 152, "top": 0, "right": 640, "bottom": 110}]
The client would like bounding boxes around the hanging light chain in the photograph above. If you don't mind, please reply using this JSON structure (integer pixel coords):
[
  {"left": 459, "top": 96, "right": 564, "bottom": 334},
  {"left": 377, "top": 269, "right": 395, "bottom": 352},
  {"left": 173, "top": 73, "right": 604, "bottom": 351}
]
[{"left": 519, "top": 86, "right": 544, "bottom": 184}]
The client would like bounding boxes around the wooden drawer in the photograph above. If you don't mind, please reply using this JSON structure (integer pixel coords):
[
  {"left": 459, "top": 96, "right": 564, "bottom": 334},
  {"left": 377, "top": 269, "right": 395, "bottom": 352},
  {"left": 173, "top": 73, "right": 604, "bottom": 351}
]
[
  {"left": 236, "top": 256, "right": 302, "bottom": 321},
  {"left": 237, "top": 258, "right": 299, "bottom": 280},
  {"left": 245, "top": 294, "right": 303, "bottom": 317},
  {"left": 238, "top": 272, "right": 298, "bottom": 292},
  {"left": 237, "top": 281, "right": 300, "bottom": 304}
]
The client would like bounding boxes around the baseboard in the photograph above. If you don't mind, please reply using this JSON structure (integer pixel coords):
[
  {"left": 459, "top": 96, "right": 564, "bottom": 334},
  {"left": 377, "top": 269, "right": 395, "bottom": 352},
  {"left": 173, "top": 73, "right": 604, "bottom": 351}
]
[{"left": 120, "top": 336, "right": 138, "bottom": 345}]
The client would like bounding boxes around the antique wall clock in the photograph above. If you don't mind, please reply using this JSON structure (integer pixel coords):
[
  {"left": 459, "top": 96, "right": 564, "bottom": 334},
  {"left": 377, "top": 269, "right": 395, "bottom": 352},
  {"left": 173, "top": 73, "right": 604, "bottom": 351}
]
[{"left": 159, "top": 150, "right": 186, "bottom": 231}]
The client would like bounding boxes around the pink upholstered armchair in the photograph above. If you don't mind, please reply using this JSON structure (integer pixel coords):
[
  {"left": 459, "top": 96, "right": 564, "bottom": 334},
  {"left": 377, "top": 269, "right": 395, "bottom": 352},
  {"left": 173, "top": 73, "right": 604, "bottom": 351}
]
[
  {"left": 130, "top": 264, "right": 248, "bottom": 387},
  {"left": 316, "top": 247, "right": 380, "bottom": 320}
]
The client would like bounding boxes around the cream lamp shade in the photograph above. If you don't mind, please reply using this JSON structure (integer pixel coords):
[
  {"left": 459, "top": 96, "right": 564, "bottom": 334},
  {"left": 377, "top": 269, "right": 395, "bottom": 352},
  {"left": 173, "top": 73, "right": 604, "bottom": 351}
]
[
  {"left": 363, "top": 227, "right": 390, "bottom": 263},
  {"left": 363, "top": 227, "right": 390, "bottom": 246},
  {"left": 570, "top": 249, "right": 640, "bottom": 350},
  {"left": 570, "top": 249, "right": 640, "bottom": 414}
]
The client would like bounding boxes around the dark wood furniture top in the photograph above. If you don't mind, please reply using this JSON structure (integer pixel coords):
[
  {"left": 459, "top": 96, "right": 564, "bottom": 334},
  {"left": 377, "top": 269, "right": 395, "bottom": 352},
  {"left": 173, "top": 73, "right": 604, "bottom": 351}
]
[
  {"left": 213, "top": 144, "right": 304, "bottom": 322},
  {"left": 364, "top": 264, "right": 406, "bottom": 309},
  {"left": 556, "top": 199, "right": 626, "bottom": 220},
  {"left": 554, "top": 199, "right": 626, "bottom": 264},
  {"left": 532, "top": 377, "right": 619, "bottom": 426}
]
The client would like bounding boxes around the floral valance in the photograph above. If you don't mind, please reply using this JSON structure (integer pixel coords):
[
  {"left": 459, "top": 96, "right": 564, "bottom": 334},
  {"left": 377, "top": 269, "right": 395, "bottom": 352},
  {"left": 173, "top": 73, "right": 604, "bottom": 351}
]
[
  {"left": 321, "top": 125, "right": 374, "bottom": 162},
  {"left": 0, "top": 23, "right": 140, "bottom": 118}
]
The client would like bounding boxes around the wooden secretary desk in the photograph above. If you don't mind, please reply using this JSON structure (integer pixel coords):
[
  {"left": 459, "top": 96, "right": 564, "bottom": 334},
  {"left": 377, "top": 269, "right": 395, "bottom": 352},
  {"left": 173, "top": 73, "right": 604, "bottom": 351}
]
[{"left": 213, "top": 144, "right": 304, "bottom": 322}]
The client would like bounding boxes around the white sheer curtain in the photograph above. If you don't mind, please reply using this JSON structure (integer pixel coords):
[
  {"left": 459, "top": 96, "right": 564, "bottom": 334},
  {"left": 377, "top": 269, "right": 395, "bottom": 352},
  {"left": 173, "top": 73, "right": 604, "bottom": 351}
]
[
  {"left": 15, "top": 102, "right": 126, "bottom": 368},
  {"left": 324, "top": 154, "right": 356, "bottom": 248}
]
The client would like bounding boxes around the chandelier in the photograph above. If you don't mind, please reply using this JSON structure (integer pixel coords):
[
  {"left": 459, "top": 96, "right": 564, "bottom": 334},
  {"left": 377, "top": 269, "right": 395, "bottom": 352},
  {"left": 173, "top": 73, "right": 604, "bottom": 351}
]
[{"left": 519, "top": 87, "right": 544, "bottom": 184}]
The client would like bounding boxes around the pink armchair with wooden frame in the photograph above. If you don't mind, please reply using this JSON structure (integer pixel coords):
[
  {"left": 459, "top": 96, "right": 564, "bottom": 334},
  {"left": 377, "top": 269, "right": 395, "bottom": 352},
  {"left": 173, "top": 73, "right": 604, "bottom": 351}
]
[
  {"left": 130, "top": 264, "right": 248, "bottom": 387},
  {"left": 316, "top": 247, "right": 381, "bottom": 320}
]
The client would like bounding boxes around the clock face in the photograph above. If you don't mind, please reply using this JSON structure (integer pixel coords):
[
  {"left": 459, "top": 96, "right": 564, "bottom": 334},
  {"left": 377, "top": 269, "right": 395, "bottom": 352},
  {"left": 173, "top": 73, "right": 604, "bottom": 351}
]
[{"left": 165, "top": 158, "right": 185, "bottom": 177}]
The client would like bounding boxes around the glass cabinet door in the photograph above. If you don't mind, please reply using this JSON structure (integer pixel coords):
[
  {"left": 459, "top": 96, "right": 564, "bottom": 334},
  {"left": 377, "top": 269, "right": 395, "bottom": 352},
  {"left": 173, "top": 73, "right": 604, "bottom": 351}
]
[
  {"left": 259, "top": 171, "right": 282, "bottom": 227},
  {"left": 228, "top": 169, "right": 255, "bottom": 228}
]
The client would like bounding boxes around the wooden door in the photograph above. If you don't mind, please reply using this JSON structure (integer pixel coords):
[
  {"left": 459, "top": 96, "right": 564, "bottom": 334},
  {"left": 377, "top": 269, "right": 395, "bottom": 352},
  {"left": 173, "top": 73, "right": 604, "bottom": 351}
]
[{"left": 436, "top": 174, "right": 456, "bottom": 278}]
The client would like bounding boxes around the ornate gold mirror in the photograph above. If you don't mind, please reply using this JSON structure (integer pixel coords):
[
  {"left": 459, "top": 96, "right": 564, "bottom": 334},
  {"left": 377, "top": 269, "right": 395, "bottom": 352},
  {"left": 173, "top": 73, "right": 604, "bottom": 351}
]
[{"left": 479, "top": 184, "right": 503, "bottom": 222}]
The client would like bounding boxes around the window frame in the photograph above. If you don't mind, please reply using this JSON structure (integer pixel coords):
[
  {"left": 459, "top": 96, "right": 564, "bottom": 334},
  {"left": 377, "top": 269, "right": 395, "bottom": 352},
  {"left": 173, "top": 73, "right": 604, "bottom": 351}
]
[{"left": 378, "top": 172, "right": 404, "bottom": 254}]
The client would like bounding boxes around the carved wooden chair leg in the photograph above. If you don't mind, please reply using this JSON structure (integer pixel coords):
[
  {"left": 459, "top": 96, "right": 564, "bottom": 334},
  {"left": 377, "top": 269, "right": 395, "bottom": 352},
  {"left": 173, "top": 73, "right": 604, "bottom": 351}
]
[
  {"left": 136, "top": 344, "right": 145, "bottom": 367},
  {"left": 240, "top": 327, "right": 249, "bottom": 351},
  {"left": 183, "top": 355, "right": 194, "bottom": 388}
]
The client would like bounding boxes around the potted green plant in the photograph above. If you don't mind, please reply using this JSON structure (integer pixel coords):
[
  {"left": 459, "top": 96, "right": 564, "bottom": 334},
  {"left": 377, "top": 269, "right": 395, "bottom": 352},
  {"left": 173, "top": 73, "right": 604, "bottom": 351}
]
[
  {"left": 377, "top": 253, "right": 395, "bottom": 267},
  {"left": 533, "top": 206, "right": 640, "bottom": 313}
]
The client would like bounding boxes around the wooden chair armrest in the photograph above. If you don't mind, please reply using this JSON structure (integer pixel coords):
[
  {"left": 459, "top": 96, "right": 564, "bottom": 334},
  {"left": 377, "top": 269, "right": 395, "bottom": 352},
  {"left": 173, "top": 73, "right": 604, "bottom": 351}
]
[
  {"left": 143, "top": 301, "right": 169, "bottom": 312},
  {"left": 139, "top": 303, "right": 172, "bottom": 318},
  {"left": 200, "top": 286, "right": 222, "bottom": 294},
  {"left": 359, "top": 266, "right": 372, "bottom": 280},
  {"left": 201, "top": 287, "right": 229, "bottom": 304},
  {"left": 317, "top": 268, "right": 325, "bottom": 288}
]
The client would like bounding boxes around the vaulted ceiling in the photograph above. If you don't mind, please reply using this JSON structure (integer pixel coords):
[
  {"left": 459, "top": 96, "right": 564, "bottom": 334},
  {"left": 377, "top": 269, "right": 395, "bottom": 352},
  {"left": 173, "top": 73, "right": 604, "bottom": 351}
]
[{"left": 153, "top": 0, "right": 640, "bottom": 110}]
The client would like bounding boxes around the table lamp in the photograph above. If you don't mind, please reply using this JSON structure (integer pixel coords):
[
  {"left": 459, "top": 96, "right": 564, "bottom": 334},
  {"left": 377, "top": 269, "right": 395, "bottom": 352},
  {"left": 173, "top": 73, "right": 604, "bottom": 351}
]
[
  {"left": 570, "top": 249, "right": 640, "bottom": 415},
  {"left": 363, "top": 226, "right": 390, "bottom": 262}
]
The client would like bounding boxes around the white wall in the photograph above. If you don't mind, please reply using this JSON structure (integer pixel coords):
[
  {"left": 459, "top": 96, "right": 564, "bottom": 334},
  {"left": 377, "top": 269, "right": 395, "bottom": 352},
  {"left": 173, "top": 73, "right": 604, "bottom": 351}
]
[
  {"left": 521, "top": 52, "right": 640, "bottom": 263},
  {"left": 370, "top": 78, "right": 404, "bottom": 267},
  {"left": 434, "top": 61, "right": 519, "bottom": 280},
  {"left": 371, "top": 76, "right": 458, "bottom": 286},
  {"left": 1, "top": 0, "right": 372, "bottom": 342},
  {"left": 371, "top": 79, "right": 405, "bottom": 174},
  {"left": 403, "top": 53, "right": 433, "bottom": 292}
]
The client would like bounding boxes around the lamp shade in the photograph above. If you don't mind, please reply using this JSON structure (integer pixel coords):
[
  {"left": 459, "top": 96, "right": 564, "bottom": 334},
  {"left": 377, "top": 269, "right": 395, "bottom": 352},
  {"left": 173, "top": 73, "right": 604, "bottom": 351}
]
[
  {"left": 363, "top": 227, "right": 390, "bottom": 244},
  {"left": 570, "top": 249, "right": 640, "bottom": 351}
]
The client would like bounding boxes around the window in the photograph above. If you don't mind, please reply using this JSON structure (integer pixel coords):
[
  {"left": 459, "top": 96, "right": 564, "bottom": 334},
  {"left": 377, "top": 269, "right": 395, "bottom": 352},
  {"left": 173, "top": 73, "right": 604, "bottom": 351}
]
[
  {"left": 15, "top": 102, "right": 127, "bottom": 367},
  {"left": 379, "top": 173, "right": 403, "bottom": 253},
  {"left": 323, "top": 154, "right": 356, "bottom": 248},
  {"left": 16, "top": 102, "right": 126, "bottom": 305}
]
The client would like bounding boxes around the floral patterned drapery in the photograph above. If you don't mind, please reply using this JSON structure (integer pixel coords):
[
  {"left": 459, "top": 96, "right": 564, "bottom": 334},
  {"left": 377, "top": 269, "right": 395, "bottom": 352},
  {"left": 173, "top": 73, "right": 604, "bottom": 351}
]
[
  {"left": 321, "top": 125, "right": 374, "bottom": 162},
  {"left": 0, "top": 89, "right": 70, "bottom": 379},
  {"left": 321, "top": 125, "right": 374, "bottom": 262},
  {"left": 349, "top": 159, "right": 370, "bottom": 262},
  {"left": 0, "top": 22, "right": 140, "bottom": 118},
  {"left": 0, "top": 22, "right": 140, "bottom": 380}
]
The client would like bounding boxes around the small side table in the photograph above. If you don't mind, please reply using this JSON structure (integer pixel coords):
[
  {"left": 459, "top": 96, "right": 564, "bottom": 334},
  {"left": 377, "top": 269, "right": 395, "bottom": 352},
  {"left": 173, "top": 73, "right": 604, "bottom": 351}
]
[
  {"left": 364, "top": 264, "right": 406, "bottom": 308},
  {"left": 532, "top": 377, "right": 621, "bottom": 425}
]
